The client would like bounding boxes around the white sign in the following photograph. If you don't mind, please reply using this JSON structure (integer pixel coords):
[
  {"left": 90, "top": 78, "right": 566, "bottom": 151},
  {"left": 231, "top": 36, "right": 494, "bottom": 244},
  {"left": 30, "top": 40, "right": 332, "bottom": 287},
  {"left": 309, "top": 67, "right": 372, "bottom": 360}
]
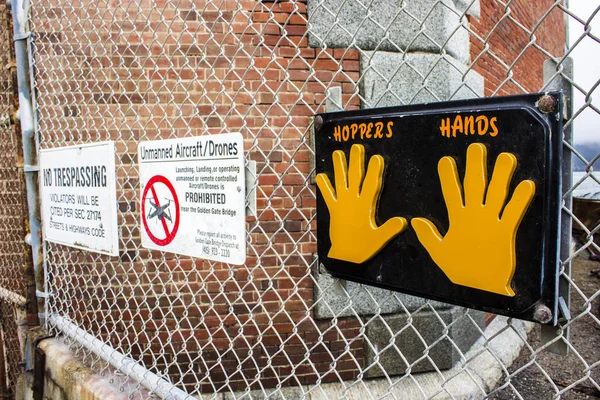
[
  {"left": 138, "top": 133, "right": 246, "bottom": 264},
  {"left": 40, "top": 142, "right": 119, "bottom": 256}
]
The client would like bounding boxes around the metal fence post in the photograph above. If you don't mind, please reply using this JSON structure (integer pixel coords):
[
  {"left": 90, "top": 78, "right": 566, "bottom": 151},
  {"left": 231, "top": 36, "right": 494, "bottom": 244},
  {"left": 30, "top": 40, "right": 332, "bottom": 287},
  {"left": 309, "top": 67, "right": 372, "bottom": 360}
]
[
  {"left": 541, "top": 57, "right": 573, "bottom": 355},
  {"left": 9, "top": 0, "right": 40, "bottom": 330}
]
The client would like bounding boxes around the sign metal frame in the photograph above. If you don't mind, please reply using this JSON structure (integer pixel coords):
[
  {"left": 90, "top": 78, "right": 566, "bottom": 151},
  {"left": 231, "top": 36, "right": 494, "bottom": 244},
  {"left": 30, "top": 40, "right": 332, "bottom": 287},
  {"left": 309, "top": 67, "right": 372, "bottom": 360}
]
[{"left": 315, "top": 92, "right": 564, "bottom": 324}]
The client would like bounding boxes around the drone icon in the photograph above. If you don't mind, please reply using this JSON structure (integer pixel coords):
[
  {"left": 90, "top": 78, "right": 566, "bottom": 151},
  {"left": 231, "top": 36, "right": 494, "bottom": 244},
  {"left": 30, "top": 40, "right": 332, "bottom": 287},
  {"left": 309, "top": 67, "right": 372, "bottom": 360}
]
[
  {"left": 146, "top": 196, "right": 173, "bottom": 224},
  {"left": 141, "top": 175, "right": 180, "bottom": 246}
]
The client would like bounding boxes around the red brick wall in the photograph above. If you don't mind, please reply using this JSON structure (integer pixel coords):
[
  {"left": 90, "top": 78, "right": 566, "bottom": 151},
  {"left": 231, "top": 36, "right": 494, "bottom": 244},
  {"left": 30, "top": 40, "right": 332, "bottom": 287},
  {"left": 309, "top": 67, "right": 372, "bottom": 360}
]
[
  {"left": 469, "top": 0, "right": 567, "bottom": 96},
  {"left": 34, "top": 0, "right": 363, "bottom": 393},
  {"left": 32, "top": 0, "right": 567, "bottom": 394}
]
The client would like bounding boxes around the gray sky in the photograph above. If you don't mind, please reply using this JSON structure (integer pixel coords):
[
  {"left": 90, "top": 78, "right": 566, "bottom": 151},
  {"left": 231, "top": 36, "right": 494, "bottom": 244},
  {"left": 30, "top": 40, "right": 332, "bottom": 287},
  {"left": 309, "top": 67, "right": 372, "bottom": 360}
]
[{"left": 569, "top": 0, "right": 600, "bottom": 144}]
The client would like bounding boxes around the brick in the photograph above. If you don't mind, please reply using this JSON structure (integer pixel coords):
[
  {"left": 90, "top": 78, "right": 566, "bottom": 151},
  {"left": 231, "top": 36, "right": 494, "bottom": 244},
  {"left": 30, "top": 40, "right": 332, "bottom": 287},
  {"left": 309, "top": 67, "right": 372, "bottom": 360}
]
[{"left": 26, "top": 0, "right": 567, "bottom": 394}]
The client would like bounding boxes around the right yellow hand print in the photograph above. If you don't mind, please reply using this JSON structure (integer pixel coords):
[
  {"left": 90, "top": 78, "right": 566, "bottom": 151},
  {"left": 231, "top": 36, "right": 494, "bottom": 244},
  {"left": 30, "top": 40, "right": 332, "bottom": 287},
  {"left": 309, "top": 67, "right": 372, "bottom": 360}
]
[{"left": 411, "top": 143, "right": 536, "bottom": 297}]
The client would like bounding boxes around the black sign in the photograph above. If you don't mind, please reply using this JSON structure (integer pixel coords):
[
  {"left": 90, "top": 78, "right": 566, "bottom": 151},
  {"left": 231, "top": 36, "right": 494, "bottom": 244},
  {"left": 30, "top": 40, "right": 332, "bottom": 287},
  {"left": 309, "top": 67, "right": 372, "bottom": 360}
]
[{"left": 315, "top": 93, "right": 563, "bottom": 324}]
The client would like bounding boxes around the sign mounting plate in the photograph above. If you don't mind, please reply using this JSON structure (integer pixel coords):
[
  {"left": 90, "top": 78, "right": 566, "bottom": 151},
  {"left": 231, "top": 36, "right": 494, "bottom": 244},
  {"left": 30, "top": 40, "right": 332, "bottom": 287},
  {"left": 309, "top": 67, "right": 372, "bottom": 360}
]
[{"left": 315, "top": 93, "right": 563, "bottom": 324}]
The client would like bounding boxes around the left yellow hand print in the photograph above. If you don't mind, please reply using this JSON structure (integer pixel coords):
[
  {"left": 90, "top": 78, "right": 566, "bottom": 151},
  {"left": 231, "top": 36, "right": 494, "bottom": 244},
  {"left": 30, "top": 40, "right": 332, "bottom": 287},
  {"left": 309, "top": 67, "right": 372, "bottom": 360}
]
[{"left": 316, "top": 144, "right": 408, "bottom": 264}]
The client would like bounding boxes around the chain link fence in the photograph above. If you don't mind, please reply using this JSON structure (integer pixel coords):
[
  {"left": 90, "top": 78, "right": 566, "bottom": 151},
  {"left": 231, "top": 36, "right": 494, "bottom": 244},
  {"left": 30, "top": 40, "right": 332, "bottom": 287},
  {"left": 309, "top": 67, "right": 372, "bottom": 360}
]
[
  {"left": 0, "top": 3, "right": 30, "bottom": 397},
  {"left": 7, "top": 0, "right": 598, "bottom": 398}
]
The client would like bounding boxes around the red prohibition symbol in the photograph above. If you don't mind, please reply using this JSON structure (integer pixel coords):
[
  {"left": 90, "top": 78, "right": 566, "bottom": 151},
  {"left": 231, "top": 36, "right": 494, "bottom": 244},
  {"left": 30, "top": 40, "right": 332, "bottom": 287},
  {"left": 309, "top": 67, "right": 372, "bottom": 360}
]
[{"left": 141, "top": 175, "right": 180, "bottom": 246}]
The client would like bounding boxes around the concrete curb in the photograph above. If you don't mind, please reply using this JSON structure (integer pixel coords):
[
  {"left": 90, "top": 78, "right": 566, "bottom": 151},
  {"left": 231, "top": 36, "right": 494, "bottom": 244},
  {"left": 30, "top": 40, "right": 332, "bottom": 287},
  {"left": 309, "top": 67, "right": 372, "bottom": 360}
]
[
  {"left": 308, "top": 316, "right": 534, "bottom": 399},
  {"left": 28, "top": 317, "right": 533, "bottom": 399},
  {"left": 35, "top": 338, "right": 151, "bottom": 400},
  {"left": 230, "top": 316, "right": 534, "bottom": 400}
]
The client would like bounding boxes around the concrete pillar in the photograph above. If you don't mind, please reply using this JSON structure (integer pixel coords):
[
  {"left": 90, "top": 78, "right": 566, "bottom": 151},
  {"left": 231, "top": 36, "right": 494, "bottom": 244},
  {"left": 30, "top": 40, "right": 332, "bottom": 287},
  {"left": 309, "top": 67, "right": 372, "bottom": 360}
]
[{"left": 309, "top": 0, "right": 485, "bottom": 377}]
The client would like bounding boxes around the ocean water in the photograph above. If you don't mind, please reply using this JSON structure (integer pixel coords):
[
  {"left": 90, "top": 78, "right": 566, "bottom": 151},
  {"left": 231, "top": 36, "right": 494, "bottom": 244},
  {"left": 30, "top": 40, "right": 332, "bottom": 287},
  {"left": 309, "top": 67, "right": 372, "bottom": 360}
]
[{"left": 572, "top": 171, "right": 600, "bottom": 198}]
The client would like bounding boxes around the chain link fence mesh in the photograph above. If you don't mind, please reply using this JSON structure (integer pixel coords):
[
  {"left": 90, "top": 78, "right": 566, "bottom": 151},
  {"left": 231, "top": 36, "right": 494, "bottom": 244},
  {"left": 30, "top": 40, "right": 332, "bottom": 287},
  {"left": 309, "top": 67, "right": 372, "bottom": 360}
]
[
  {"left": 14, "top": 0, "right": 600, "bottom": 398},
  {"left": 0, "top": 2, "right": 30, "bottom": 397},
  {"left": 0, "top": 4, "right": 25, "bottom": 301},
  {"left": 0, "top": 5, "right": 31, "bottom": 398}
]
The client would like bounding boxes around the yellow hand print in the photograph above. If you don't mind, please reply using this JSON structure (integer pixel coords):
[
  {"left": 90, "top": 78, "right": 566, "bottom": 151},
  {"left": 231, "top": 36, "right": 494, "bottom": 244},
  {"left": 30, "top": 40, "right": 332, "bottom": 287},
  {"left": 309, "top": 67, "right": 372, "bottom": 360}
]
[
  {"left": 317, "top": 144, "right": 407, "bottom": 264},
  {"left": 411, "top": 143, "right": 535, "bottom": 296}
]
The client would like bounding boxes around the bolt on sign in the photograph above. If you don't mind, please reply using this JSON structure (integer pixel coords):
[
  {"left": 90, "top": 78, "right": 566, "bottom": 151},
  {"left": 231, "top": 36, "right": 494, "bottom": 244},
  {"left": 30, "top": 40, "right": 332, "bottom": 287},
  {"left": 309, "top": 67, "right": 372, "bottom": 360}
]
[
  {"left": 40, "top": 142, "right": 119, "bottom": 256},
  {"left": 315, "top": 93, "right": 564, "bottom": 324},
  {"left": 138, "top": 133, "right": 246, "bottom": 265}
]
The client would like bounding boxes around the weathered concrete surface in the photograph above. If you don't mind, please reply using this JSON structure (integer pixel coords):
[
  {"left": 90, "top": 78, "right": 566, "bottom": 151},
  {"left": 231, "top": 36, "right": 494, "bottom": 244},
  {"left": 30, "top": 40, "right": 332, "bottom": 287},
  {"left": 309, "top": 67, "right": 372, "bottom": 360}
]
[
  {"left": 31, "top": 338, "right": 150, "bottom": 400},
  {"left": 313, "top": 268, "right": 451, "bottom": 319},
  {"left": 360, "top": 52, "right": 484, "bottom": 108},
  {"left": 313, "top": 271, "right": 486, "bottom": 377},
  {"left": 311, "top": 317, "right": 533, "bottom": 399},
  {"left": 363, "top": 308, "right": 486, "bottom": 377},
  {"left": 454, "top": 0, "right": 481, "bottom": 19},
  {"left": 20, "top": 316, "right": 532, "bottom": 399},
  {"left": 307, "top": 0, "right": 472, "bottom": 63}
]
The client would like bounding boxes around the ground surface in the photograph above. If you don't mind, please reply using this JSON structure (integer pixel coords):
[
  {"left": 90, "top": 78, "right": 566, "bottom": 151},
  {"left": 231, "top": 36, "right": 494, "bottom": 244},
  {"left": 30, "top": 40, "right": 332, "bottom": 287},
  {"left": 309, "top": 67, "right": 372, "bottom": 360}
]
[{"left": 489, "top": 254, "right": 600, "bottom": 400}]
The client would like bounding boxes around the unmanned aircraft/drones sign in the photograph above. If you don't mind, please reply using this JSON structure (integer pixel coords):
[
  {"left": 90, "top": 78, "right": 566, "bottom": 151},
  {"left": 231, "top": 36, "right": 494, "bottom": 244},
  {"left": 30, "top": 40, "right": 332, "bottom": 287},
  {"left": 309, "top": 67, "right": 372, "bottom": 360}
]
[{"left": 138, "top": 134, "right": 246, "bottom": 264}]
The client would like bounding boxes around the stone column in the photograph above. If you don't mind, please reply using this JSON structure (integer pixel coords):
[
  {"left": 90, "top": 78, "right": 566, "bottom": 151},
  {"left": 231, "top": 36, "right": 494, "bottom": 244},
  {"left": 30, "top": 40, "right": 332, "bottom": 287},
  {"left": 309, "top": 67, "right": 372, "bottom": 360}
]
[{"left": 308, "top": 0, "right": 486, "bottom": 377}]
